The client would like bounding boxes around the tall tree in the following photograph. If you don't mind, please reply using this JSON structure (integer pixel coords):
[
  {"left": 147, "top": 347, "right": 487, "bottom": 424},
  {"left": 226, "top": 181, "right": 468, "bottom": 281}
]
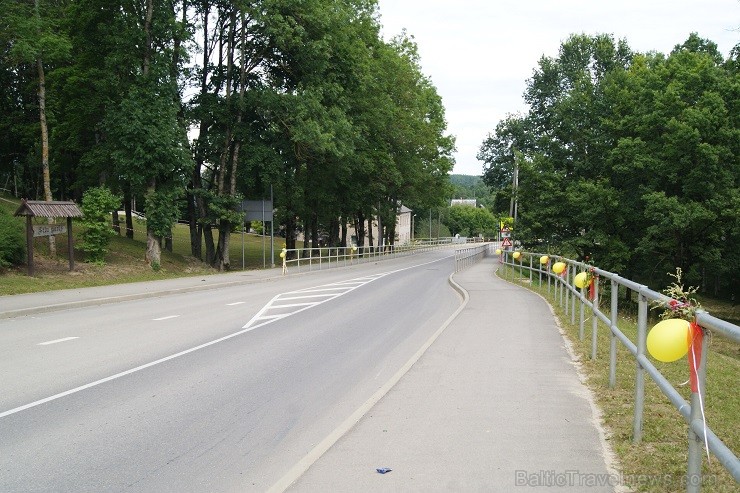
[
  {"left": 479, "top": 33, "right": 738, "bottom": 296},
  {"left": 2, "top": 0, "right": 70, "bottom": 255}
]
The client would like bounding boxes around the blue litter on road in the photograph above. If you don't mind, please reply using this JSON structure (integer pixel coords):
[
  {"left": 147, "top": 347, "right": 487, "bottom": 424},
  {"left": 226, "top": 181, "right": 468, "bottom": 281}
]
[{"left": 376, "top": 468, "right": 392, "bottom": 474}]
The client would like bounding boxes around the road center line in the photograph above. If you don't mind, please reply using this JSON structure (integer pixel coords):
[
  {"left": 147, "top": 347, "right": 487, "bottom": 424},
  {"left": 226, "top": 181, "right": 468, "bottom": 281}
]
[
  {"left": 153, "top": 315, "right": 180, "bottom": 321},
  {"left": 38, "top": 337, "right": 79, "bottom": 346},
  {"left": 226, "top": 302, "right": 246, "bottom": 306}
]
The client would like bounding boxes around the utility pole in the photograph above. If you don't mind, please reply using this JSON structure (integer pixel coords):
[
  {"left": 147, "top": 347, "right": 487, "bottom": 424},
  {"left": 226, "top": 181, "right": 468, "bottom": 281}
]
[{"left": 510, "top": 151, "right": 519, "bottom": 222}]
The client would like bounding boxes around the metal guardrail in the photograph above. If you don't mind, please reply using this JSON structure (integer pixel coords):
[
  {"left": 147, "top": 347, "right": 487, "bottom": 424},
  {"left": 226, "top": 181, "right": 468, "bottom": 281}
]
[
  {"left": 280, "top": 237, "right": 486, "bottom": 273},
  {"left": 498, "top": 250, "right": 739, "bottom": 491},
  {"left": 454, "top": 243, "right": 495, "bottom": 272}
]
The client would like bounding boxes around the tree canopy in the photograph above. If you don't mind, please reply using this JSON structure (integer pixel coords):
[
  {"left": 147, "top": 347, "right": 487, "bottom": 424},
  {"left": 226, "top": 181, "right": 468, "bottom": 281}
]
[
  {"left": 479, "top": 33, "right": 739, "bottom": 298},
  {"left": 0, "top": 0, "right": 455, "bottom": 269}
]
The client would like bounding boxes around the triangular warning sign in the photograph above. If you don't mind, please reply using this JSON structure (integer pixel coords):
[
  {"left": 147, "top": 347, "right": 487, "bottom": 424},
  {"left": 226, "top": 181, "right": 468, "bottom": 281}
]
[{"left": 501, "top": 237, "right": 512, "bottom": 247}]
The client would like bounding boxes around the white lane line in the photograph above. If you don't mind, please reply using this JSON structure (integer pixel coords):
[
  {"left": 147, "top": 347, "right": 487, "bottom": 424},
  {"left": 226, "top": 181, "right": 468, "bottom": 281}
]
[
  {"left": 226, "top": 302, "right": 246, "bottom": 306},
  {"left": 38, "top": 337, "right": 79, "bottom": 346},
  {"left": 1, "top": 320, "right": 274, "bottom": 419},
  {"left": 1, "top": 253, "right": 456, "bottom": 421},
  {"left": 153, "top": 315, "right": 180, "bottom": 321}
]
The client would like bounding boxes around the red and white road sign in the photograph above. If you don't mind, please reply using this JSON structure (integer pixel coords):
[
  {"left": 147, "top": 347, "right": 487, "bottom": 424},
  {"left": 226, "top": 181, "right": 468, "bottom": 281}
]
[{"left": 501, "top": 237, "right": 513, "bottom": 248}]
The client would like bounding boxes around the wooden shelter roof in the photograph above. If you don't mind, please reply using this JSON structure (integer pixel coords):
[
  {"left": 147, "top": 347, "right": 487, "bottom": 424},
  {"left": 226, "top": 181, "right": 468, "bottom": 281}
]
[{"left": 14, "top": 200, "right": 83, "bottom": 218}]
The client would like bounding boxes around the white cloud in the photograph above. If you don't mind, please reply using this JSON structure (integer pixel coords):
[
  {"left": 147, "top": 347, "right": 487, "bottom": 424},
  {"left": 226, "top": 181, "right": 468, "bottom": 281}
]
[{"left": 377, "top": 0, "right": 740, "bottom": 175}]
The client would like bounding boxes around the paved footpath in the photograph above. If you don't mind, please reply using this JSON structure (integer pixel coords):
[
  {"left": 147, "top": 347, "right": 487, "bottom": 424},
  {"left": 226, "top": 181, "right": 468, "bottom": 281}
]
[{"left": 286, "top": 257, "right": 624, "bottom": 492}]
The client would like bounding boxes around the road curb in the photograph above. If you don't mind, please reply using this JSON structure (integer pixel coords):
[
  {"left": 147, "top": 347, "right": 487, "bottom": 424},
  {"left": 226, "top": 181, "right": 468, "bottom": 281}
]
[
  {"left": 0, "top": 277, "right": 280, "bottom": 320},
  {"left": 267, "top": 271, "right": 470, "bottom": 492}
]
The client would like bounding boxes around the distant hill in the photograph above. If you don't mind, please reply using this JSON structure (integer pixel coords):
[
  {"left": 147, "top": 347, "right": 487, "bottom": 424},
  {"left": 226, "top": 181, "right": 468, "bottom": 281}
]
[
  {"left": 447, "top": 174, "right": 493, "bottom": 208},
  {"left": 449, "top": 174, "right": 482, "bottom": 188}
]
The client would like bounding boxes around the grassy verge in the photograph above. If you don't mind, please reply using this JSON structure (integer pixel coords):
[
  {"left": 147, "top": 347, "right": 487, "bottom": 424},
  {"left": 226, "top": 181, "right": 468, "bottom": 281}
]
[
  {"left": 0, "top": 193, "right": 282, "bottom": 296},
  {"left": 499, "top": 265, "right": 739, "bottom": 493}
]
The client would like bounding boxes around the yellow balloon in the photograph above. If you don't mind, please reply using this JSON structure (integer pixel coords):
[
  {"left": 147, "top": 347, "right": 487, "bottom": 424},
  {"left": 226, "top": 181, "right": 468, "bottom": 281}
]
[
  {"left": 647, "top": 319, "right": 691, "bottom": 362},
  {"left": 574, "top": 272, "right": 590, "bottom": 289},
  {"left": 279, "top": 251, "right": 286, "bottom": 258},
  {"left": 495, "top": 248, "right": 502, "bottom": 255},
  {"left": 540, "top": 255, "right": 549, "bottom": 265},
  {"left": 513, "top": 251, "right": 521, "bottom": 260},
  {"left": 552, "top": 261, "right": 566, "bottom": 274}
]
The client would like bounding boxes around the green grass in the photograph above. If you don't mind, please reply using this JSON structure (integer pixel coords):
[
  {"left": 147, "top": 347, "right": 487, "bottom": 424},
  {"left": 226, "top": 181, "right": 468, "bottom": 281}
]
[
  {"left": 500, "top": 265, "right": 739, "bottom": 492},
  {"left": 0, "top": 192, "right": 281, "bottom": 296}
]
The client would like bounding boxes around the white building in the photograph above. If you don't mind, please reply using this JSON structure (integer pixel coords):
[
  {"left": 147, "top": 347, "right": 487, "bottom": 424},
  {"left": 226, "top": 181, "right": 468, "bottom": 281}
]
[
  {"left": 451, "top": 198, "right": 478, "bottom": 207},
  {"left": 347, "top": 205, "right": 414, "bottom": 247}
]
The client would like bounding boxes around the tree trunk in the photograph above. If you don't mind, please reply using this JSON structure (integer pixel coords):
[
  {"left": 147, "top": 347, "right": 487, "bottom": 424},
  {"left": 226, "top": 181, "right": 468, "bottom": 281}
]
[
  {"left": 286, "top": 214, "right": 296, "bottom": 258},
  {"left": 187, "top": 186, "right": 201, "bottom": 259},
  {"left": 311, "top": 211, "right": 319, "bottom": 249},
  {"left": 36, "top": 39, "right": 56, "bottom": 256},
  {"left": 189, "top": 0, "right": 210, "bottom": 261},
  {"left": 340, "top": 217, "right": 347, "bottom": 248},
  {"left": 377, "top": 206, "right": 383, "bottom": 252},
  {"left": 212, "top": 8, "right": 236, "bottom": 270},
  {"left": 112, "top": 210, "right": 120, "bottom": 235},
  {"left": 124, "top": 188, "right": 134, "bottom": 239},
  {"left": 356, "top": 210, "right": 365, "bottom": 253},
  {"left": 145, "top": 180, "right": 162, "bottom": 267},
  {"left": 204, "top": 225, "right": 215, "bottom": 265},
  {"left": 142, "top": 0, "right": 160, "bottom": 268}
]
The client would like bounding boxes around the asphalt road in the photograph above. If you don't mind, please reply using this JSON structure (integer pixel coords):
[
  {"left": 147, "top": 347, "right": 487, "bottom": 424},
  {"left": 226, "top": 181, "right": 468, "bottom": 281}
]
[{"left": 0, "top": 251, "right": 460, "bottom": 492}]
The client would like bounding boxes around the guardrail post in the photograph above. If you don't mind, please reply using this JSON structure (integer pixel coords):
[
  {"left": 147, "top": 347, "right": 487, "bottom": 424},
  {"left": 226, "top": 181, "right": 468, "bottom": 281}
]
[
  {"left": 686, "top": 323, "right": 708, "bottom": 492},
  {"left": 571, "top": 266, "right": 577, "bottom": 325},
  {"left": 579, "top": 284, "right": 585, "bottom": 341},
  {"left": 633, "top": 291, "right": 648, "bottom": 444},
  {"left": 565, "top": 264, "right": 571, "bottom": 318},
  {"left": 529, "top": 255, "right": 533, "bottom": 283},
  {"left": 547, "top": 264, "right": 551, "bottom": 295},
  {"left": 557, "top": 264, "right": 563, "bottom": 306},
  {"left": 538, "top": 260, "right": 542, "bottom": 287},
  {"left": 591, "top": 276, "right": 599, "bottom": 360},
  {"left": 609, "top": 279, "right": 618, "bottom": 388}
]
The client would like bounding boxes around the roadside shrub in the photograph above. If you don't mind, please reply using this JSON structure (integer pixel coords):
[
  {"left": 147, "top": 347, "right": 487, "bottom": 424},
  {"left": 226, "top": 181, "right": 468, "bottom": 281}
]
[
  {"left": 0, "top": 210, "right": 25, "bottom": 268},
  {"left": 80, "top": 186, "right": 122, "bottom": 264}
]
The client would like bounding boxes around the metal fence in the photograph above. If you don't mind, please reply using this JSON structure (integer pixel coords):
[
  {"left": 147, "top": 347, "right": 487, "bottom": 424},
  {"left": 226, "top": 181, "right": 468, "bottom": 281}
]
[
  {"left": 499, "top": 250, "right": 739, "bottom": 491},
  {"left": 453, "top": 243, "right": 495, "bottom": 272},
  {"left": 280, "top": 237, "right": 486, "bottom": 273}
]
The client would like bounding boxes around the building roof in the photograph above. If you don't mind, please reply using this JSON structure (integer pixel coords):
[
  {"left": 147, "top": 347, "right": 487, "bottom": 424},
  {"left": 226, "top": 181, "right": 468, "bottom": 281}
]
[
  {"left": 399, "top": 205, "right": 413, "bottom": 214},
  {"left": 14, "top": 200, "right": 83, "bottom": 218}
]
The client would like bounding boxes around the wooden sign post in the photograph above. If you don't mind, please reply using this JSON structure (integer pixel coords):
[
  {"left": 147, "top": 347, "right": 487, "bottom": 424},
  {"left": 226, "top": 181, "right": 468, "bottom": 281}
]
[{"left": 14, "top": 200, "right": 83, "bottom": 276}]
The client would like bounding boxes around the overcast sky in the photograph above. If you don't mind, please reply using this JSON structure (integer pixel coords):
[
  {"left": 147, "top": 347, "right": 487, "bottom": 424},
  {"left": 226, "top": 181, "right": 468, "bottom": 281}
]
[{"left": 376, "top": 0, "right": 740, "bottom": 176}]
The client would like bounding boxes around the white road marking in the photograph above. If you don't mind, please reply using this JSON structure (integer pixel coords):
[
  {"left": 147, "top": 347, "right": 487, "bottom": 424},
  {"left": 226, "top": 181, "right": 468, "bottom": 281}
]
[
  {"left": 38, "top": 337, "right": 79, "bottom": 346},
  {"left": 226, "top": 301, "right": 246, "bottom": 306},
  {"left": 243, "top": 254, "right": 455, "bottom": 331},
  {"left": 0, "top": 253, "right": 456, "bottom": 420},
  {"left": 242, "top": 273, "right": 389, "bottom": 329},
  {"left": 153, "top": 315, "right": 180, "bottom": 321}
]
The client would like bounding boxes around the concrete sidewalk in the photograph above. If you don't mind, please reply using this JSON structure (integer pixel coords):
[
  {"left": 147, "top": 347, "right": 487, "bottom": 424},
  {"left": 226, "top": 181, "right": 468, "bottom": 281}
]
[{"left": 287, "top": 257, "right": 623, "bottom": 492}]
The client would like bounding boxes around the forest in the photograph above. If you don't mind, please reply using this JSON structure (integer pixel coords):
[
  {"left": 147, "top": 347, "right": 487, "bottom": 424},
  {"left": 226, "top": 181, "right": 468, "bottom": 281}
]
[
  {"left": 0, "top": 0, "right": 454, "bottom": 270},
  {"left": 478, "top": 33, "right": 739, "bottom": 299}
]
